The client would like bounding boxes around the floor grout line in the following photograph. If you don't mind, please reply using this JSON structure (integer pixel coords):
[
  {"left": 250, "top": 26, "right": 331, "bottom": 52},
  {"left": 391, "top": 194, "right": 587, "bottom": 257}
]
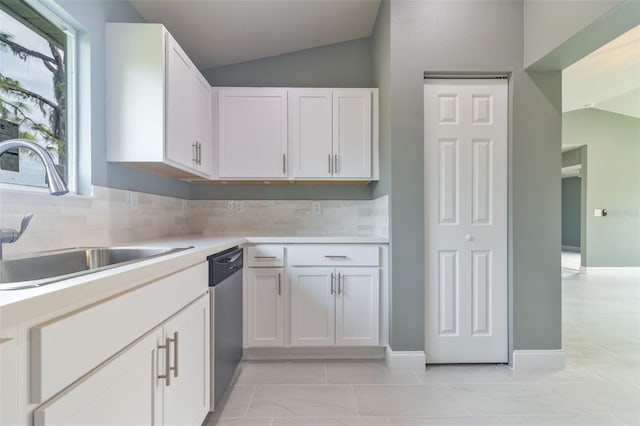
[{"left": 243, "top": 385, "right": 258, "bottom": 418}]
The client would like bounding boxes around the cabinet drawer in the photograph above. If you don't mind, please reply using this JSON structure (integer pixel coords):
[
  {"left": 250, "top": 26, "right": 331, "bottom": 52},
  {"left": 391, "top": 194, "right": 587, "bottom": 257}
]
[
  {"left": 288, "top": 245, "right": 379, "bottom": 267},
  {"left": 247, "top": 246, "right": 285, "bottom": 267},
  {"left": 30, "top": 263, "right": 208, "bottom": 404}
]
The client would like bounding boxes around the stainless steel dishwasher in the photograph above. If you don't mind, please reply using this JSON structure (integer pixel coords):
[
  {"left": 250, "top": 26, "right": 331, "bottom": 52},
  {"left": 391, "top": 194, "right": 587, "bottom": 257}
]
[{"left": 207, "top": 246, "right": 243, "bottom": 409}]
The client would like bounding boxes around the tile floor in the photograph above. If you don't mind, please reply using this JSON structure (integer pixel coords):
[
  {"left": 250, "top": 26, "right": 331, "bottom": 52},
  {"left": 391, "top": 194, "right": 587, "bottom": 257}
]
[{"left": 205, "top": 269, "right": 640, "bottom": 426}]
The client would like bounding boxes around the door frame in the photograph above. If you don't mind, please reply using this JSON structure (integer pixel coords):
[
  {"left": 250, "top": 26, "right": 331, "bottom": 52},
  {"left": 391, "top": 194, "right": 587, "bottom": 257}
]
[{"left": 423, "top": 74, "right": 511, "bottom": 364}]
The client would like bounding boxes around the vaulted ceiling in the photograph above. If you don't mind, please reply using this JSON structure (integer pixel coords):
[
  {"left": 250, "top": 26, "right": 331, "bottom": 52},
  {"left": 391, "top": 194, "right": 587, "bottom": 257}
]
[
  {"left": 563, "top": 25, "right": 640, "bottom": 118},
  {"left": 129, "top": 0, "right": 382, "bottom": 70}
]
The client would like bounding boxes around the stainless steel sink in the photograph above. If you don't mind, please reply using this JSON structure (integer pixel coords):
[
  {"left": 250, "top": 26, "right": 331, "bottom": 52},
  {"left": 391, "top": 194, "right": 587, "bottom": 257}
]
[{"left": 0, "top": 246, "right": 192, "bottom": 290}]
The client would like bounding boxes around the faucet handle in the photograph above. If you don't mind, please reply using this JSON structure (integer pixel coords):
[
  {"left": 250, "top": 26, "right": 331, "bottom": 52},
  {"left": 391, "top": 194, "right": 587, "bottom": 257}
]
[{"left": 19, "top": 213, "right": 34, "bottom": 238}]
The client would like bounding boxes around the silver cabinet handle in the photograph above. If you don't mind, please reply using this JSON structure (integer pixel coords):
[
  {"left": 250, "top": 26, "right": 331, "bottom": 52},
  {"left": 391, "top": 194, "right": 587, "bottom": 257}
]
[
  {"left": 324, "top": 255, "right": 348, "bottom": 259},
  {"left": 337, "top": 273, "right": 342, "bottom": 295},
  {"left": 277, "top": 272, "right": 281, "bottom": 295},
  {"left": 196, "top": 141, "right": 202, "bottom": 166},
  {"left": 334, "top": 154, "right": 339, "bottom": 174},
  {"left": 330, "top": 272, "right": 334, "bottom": 295},
  {"left": 157, "top": 336, "right": 172, "bottom": 386},
  {"left": 192, "top": 143, "right": 198, "bottom": 165},
  {"left": 282, "top": 153, "right": 287, "bottom": 174},
  {"left": 254, "top": 256, "right": 277, "bottom": 259},
  {"left": 171, "top": 331, "right": 178, "bottom": 378},
  {"left": 328, "top": 154, "right": 332, "bottom": 174}
]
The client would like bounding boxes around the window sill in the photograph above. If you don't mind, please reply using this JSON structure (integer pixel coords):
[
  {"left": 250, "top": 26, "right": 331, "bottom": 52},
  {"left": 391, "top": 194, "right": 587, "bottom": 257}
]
[{"left": 0, "top": 182, "right": 91, "bottom": 199}]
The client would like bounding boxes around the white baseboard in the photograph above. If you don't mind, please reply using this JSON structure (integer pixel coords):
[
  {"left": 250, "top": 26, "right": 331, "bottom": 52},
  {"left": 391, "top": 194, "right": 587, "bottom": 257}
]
[
  {"left": 243, "top": 346, "right": 386, "bottom": 361},
  {"left": 385, "top": 347, "right": 426, "bottom": 371},
  {"left": 512, "top": 350, "right": 565, "bottom": 371},
  {"left": 581, "top": 267, "right": 640, "bottom": 275}
]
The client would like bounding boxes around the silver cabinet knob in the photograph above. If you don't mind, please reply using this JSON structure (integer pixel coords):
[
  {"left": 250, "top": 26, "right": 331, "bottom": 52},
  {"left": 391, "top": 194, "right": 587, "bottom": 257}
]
[{"left": 465, "top": 235, "right": 473, "bottom": 242}]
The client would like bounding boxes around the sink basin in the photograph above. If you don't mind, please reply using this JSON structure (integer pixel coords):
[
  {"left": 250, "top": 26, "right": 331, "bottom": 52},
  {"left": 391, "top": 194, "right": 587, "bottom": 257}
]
[{"left": 0, "top": 246, "right": 192, "bottom": 290}]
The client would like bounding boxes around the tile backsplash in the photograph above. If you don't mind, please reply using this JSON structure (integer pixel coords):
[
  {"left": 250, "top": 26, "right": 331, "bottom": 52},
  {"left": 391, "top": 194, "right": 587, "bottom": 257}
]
[{"left": 0, "top": 186, "right": 388, "bottom": 256}]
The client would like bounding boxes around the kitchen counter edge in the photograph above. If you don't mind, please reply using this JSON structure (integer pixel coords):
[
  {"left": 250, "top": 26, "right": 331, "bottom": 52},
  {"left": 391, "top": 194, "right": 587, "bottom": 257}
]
[{"left": 0, "top": 235, "right": 388, "bottom": 327}]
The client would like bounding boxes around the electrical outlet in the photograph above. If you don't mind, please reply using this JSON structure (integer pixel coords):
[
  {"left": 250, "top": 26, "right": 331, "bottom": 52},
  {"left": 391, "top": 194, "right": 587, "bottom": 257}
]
[
  {"left": 312, "top": 201, "right": 322, "bottom": 216},
  {"left": 234, "top": 201, "right": 243, "bottom": 215},
  {"left": 129, "top": 192, "right": 138, "bottom": 211}
]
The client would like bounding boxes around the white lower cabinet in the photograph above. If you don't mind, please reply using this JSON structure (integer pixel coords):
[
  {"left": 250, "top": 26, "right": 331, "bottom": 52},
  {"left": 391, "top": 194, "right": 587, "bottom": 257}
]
[
  {"left": 162, "top": 295, "right": 210, "bottom": 426},
  {"left": 244, "top": 244, "right": 383, "bottom": 352},
  {"left": 33, "top": 328, "right": 163, "bottom": 426},
  {"left": 246, "top": 268, "right": 285, "bottom": 347},
  {"left": 33, "top": 295, "right": 210, "bottom": 426},
  {"left": 290, "top": 267, "right": 379, "bottom": 347}
]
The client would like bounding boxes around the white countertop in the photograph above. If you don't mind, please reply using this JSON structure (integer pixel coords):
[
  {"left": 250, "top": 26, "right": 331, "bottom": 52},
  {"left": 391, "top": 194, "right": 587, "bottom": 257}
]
[{"left": 0, "top": 235, "right": 387, "bottom": 327}]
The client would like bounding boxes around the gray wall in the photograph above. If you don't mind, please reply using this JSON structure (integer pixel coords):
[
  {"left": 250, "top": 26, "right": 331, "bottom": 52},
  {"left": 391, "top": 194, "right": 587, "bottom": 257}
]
[
  {"left": 202, "top": 38, "right": 373, "bottom": 88},
  {"left": 562, "top": 177, "right": 581, "bottom": 249},
  {"left": 193, "top": 37, "right": 376, "bottom": 200},
  {"left": 371, "top": 0, "right": 391, "bottom": 200},
  {"left": 384, "top": 0, "right": 562, "bottom": 352},
  {"left": 57, "top": 0, "right": 191, "bottom": 198},
  {"left": 563, "top": 109, "right": 640, "bottom": 267}
]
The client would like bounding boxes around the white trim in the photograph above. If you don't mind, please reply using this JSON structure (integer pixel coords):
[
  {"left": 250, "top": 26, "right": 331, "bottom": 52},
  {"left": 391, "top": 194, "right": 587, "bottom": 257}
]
[
  {"left": 384, "top": 347, "right": 426, "bottom": 371},
  {"left": 243, "top": 346, "right": 386, "bottom": 361},
  {"left": 512, "top": 350, "right": 565, "bottom": 371},
  {"left": 580, "top": 267, "right": 640, "bottom": 275}
]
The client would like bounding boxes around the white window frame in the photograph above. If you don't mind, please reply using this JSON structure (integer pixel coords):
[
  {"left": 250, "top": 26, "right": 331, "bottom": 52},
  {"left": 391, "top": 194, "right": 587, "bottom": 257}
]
[{"left": 1, "top": 0, "right": 81, "bottom": 194}]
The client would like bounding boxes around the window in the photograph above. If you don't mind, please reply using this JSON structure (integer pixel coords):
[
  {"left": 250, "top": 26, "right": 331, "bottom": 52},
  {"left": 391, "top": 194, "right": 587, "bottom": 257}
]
[{"left": 0, "top": 0, "right": 75, "bottom": 191}]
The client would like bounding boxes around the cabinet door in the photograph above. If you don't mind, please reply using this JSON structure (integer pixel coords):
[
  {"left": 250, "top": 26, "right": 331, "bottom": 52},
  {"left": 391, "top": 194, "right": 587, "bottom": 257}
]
[
  {"left": 191, "top": 72, "right": 212, "bottom": 176},
  {"left": 290, "top": 268, "right": 335, "bottom": 347},
  {"left": 333, "top": 89, "right": 372, "bottom": 179},
  {"left": 289, "top": 89, "right": 333, "bottom": 178},
  {"left": 335, "top": 268, "right": 380, "bottom": 346},
  {"left": 165, "top": 33, "right": 196, "bottom": 171},
  {"left": 218, "top": 89, "right": 288, "bottom": 178},
  {"left": 33, "top": 329, "right": 163, "bottom": 426},
  {"left": 163, "top": 295, "right": 210, "bottom": 426},
  {"left": 247, "top": 268, "right": 285, "bottom": 347}
]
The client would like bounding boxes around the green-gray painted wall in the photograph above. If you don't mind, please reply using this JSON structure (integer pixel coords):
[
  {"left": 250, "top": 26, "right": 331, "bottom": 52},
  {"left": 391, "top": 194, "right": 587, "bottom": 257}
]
[
  {"left": 563, "top": 109, "right": 640, "bottom": 267},
  {"left": 371, "top": 0, "right": 391, "bottom": 200},
  {"left": 562, "top": 177, "right": 582, "bottom": 249}
]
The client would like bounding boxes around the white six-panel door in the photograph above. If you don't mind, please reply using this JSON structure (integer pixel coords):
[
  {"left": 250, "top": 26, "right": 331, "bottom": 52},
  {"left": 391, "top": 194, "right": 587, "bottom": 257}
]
[{"left": 424, "top": 79, "right": 508, "bottom": 363}]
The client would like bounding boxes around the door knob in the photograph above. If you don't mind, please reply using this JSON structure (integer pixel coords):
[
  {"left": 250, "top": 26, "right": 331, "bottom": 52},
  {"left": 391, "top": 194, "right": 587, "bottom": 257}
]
[{"left": 465, "top": 234, "right": 473, "bottom": 242}]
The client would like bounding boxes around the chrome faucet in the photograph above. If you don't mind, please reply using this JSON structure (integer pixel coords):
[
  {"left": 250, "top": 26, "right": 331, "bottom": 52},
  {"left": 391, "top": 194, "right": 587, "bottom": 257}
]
[
  {"left": 0, "top": 139, "right": 69, "bottom": 259},
  {"left": 0, "top": 139, "right": 69, "bottom": 195}
]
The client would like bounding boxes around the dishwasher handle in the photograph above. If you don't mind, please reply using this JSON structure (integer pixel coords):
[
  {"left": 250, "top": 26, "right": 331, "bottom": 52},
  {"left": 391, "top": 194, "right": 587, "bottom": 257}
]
[{"left": 208, "top": 246, "right": 243, "bottom": 286}]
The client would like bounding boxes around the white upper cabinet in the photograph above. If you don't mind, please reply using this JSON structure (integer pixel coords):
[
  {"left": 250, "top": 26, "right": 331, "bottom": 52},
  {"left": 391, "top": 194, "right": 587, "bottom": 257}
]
[
  {"left": 216, "top": 88, "right": 288, "bottom": 179},
  {"left": 215, "top": 87, "right": 378, "bottom": 182},
  {"left": 289, "top": 89, "right": 333, "bottom": 179},
  {"left": 289, "top": 88, "right": 376, "bottom": 181},
  {"left": 333, "top": 89, "right": 372, "bottom": 179},
  {"left": 106, "top": 23, "right": 211, "bottom": 179}
]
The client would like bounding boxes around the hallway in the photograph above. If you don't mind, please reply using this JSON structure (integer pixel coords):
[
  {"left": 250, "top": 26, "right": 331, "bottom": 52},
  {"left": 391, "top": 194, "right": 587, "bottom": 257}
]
[{"left": 207, "top": 270, "right": 640, "bottom": 425}]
